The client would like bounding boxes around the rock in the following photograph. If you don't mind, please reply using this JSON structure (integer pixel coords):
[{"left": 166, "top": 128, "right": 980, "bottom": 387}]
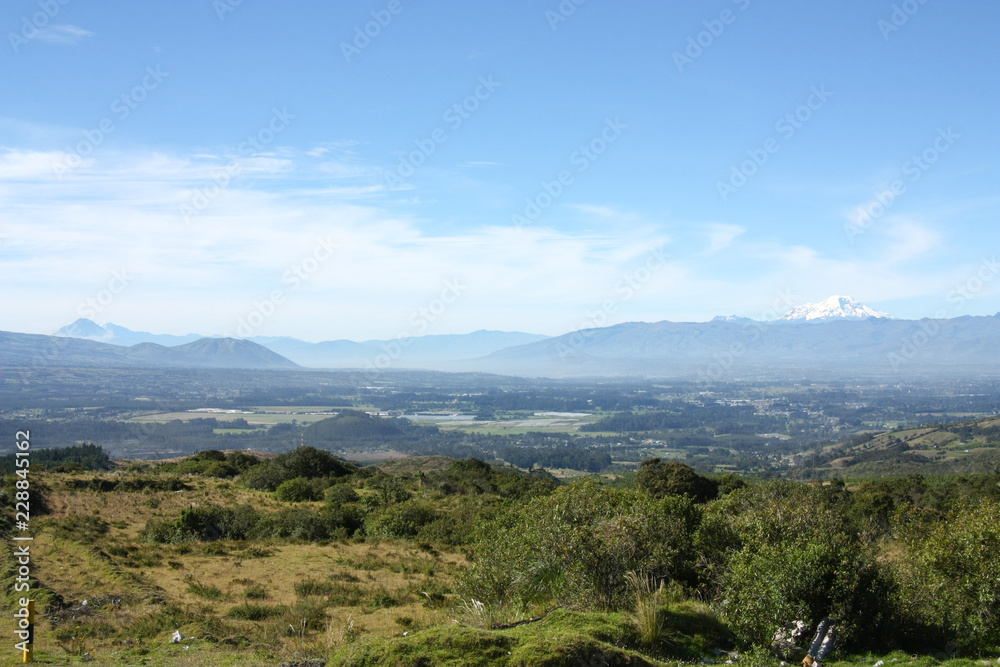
[{"left": 772, "top": 620, "right": 810, "bottom": 661}]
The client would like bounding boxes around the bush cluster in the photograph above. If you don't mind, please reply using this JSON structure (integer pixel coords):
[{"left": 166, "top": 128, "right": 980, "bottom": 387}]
[{"left": 462, "top": 468, "right": 1000, "bottom": 656}]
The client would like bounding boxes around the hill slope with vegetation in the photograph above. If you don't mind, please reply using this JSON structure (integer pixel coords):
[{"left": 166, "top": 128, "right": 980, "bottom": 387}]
[
  {"left": 812, "top": 415, "right": 1000, "bottom": 478},
  {"left": 2, "top": 445, "right": 999, "bottom": 665}
]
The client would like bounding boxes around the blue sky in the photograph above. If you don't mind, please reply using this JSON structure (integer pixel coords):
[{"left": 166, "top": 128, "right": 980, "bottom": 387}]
[{"left": 2, "top": 0, "right": 999, "bottom": 341}]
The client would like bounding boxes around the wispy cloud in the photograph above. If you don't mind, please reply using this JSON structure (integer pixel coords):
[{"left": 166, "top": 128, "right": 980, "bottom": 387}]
[
  {"left": 34, "top": 25, "right": 94, "bottom": 45},
  {"left": 458, "top": 161, "right": 504, "bottom": 168},
  {"left": 0, "top": 145, "right": 974, "bottom": 338},
  {"left": 702, "top": 223, "right": 746, "bottom": 254}
]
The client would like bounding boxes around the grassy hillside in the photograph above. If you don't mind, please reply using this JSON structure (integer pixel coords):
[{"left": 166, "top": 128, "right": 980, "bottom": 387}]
[
  {"left": 3, "top": 447, "right": 999, "bottom": 665},
  {"left": 814, "top": 416, "right": 1000, "bottom": 478}
]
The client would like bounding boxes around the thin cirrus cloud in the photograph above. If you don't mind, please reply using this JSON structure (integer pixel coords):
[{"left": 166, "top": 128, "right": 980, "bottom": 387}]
[
  {"left": 0, "top": 147, "right": 686, "bottom": 338},
  {"left": 703, "top": 224, "right": 746, "bottom": 254},
  {"left": 32, "top": 25, "right": 94, "bottom": 45},
  {"left": 0, "top": 144, "right": 981, "bottom": 338}
]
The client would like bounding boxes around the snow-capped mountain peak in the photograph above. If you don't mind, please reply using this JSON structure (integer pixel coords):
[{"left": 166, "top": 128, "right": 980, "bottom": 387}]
[{"left": 779, "top": 296, "right": 892, "bottom": 322}]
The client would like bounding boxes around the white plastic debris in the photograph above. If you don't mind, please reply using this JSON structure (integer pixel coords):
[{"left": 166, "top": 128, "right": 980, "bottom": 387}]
[
  {"left": 171, "top": 630, "right": 183, "bottom": 644},
  {"left": 781, "top": 662, "right": 790, "bottom": 667},
  {"left": 874, "top": 661, "right": 884, "bottom": 667},
  {"left": 81, "top": 599, "right": 88, "bottom": 606}
]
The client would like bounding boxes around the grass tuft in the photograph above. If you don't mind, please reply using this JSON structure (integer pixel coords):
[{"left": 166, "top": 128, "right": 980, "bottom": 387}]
[
  {"left": 226, "top": 602, "right": 283, "bottom": 621},
  {"left": 187, "top": 581, "right": 224, "bottom": 600}
]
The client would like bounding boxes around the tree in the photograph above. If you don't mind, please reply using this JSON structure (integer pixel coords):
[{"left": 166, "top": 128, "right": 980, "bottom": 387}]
[{"left": 636, "top": 459, "right": 719, "bottom": 503}]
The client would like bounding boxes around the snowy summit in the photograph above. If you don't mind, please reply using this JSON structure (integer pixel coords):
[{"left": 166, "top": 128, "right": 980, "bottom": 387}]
[{"left": 778, "top": 296, "right": 892, "bottom": 322}]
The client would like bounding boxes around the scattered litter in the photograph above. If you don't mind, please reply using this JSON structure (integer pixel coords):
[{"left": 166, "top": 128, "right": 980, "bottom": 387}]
[
  {"left": 874, "top": 661, "right": 884, "bottom": 667},
  {"left": 772, "top": 620, "right": 810, "bottom": 662},
  {"left": 81, "top": 599, "right": 88, "bottom": 606},
  {"left": 171, "top": 630, "right": 183, "bottom": 644},
  {"left": 781, "top": 662, "right": 790, "bottom": 666},
  {"left": 809, "top": 618, "right": 837, "bottom": 661},
  {"left": 402, "top": 632, "right": 409, "bottom": 637}
]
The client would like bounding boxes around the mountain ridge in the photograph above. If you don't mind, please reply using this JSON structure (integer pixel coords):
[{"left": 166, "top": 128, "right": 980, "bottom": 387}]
[
  {"left": 52, "top": 319, "right": 549, "bottom": 368},
  {"left": 0, "top": 331, "right": 298, "bottom": 370}
]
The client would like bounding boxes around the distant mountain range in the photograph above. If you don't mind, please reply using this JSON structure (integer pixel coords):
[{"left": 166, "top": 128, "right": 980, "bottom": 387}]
[
  {"left": 55, "top": 319, "right": 204, "bottom": 347},
  {"left": 7, "top": 296, "right": 998, "bottom": 378},
  {"left": 53, "top": 320, "right": 548, "bottom": 369},
  {"left": 0, "top": 331, "right": 298, "bottom": 370},
  {"left": 473, "top": 315, "right": 1000, "bottom": 378}
]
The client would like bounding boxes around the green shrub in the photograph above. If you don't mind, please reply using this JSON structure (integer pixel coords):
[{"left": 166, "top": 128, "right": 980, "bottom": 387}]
[
  {"left": 703, "top": 481, "right": 893, "bottom": 651},
  {"left": 461, "top": 478, "right": 701, "bottom": 612},
  {"left": 275, "top": 477, "right": 322, "bottom": 502},
  {"left": 294, "top": 578, "right": 334, "bottom": 597},
  {"left": 243, "top": 584, "right": 268, "bottom": 600},
  {"left": 364, "top": 500, "right": 438, "bottom": 539},
  {"left": 273, "top": 446, "right": 355, "bottom": 479},
  {"left": 637, "top": 459, "right": 719, "bottom": 503},
  {"left": 891, "top": 499, "right": 1000, "bottom": 653},
  {"left": 225, "top": 451, "right": 261, "bottom": 471},
  {"left": 240, "top": 461, "right": 292, "bottom": 492},
  {"left": 227, "top": 603, "right": 282, "bottom": 621},
  {"left": 326, "top": 581, "right": 365, "bottom": 607},
  {"left": 325, "top": 483, "right": 360, "bottom": 505},
  {"left": 369, "top": 588, "right": 400, "bottom": 609},
  {"left": 143, "top": 504, "right": 260, "bottom": 543},
  {"left": 282, "top": 598, "right": 330, "bottom": 633},
  {"left": 203, "top": 461, "right": 238, "bottom": 478}
]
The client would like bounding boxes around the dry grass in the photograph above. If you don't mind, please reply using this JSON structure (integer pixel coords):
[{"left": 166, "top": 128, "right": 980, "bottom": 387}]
[
  {"left": 0, "top": 473, "right": 467, "bottom": 665},
  {"left": 625, "top": 571, "right": 666, "bottom": 644}
]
